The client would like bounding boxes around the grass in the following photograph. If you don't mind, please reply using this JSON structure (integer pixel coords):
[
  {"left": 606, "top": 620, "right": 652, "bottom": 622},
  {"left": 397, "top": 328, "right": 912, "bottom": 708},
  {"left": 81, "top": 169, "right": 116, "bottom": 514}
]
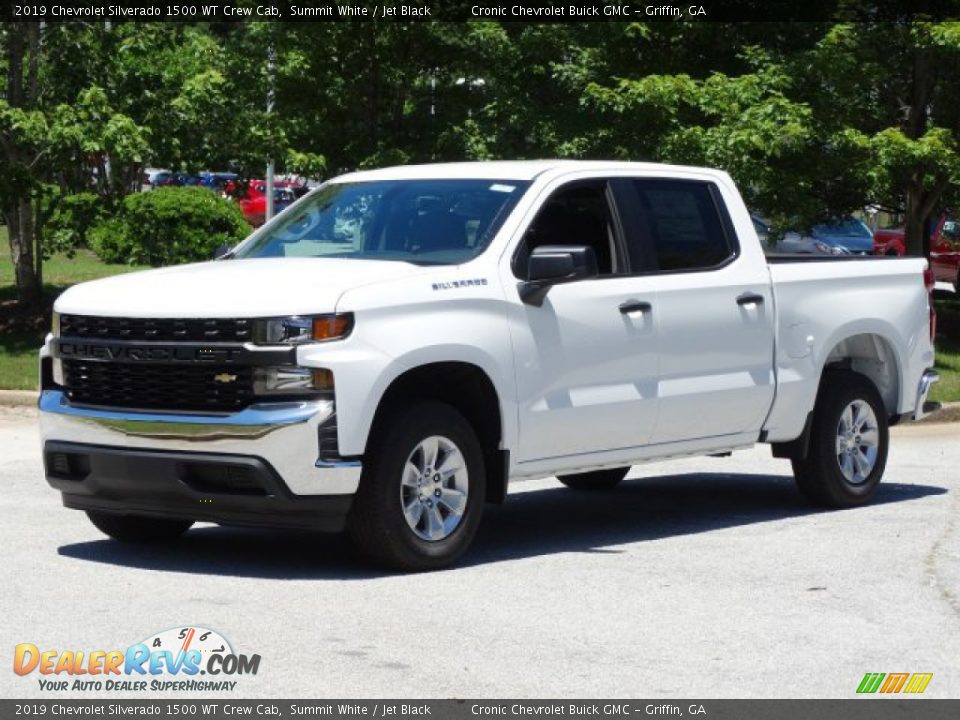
[
  {"left": 0, "top": 226, "right": 959, "bottom": 402},
  {"left": 0, "top": 226, "right": 145, "bottom": 390},
  {"left": 930, "top": 293, "right": 960, "bottom": 404}
]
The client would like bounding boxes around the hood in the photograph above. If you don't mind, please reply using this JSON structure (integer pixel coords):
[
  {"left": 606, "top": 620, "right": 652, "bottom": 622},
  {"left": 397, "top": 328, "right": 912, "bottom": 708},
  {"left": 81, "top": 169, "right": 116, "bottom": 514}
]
[
  {"left": 815, "top": 234, "right": 873, "bottom": 253},
  {"left": 54, "top": 257, "right": 431, "bottom": 318},
  {"left": 812, "top": 228, "right": 874, "bottom": 253}
]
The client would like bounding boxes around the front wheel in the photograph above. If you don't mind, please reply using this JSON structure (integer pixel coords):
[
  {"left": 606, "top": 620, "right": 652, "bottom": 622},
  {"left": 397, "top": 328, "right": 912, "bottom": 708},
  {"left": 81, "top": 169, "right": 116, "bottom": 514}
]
[
  {"left": 348, "top": 401, "right": 486, "bottom": 571},
  {"left": 791, "top": 370, "right": 889, "bottom": 508},
  {"left": 86, "top": 511, "right": 193, "bottom": 543}
]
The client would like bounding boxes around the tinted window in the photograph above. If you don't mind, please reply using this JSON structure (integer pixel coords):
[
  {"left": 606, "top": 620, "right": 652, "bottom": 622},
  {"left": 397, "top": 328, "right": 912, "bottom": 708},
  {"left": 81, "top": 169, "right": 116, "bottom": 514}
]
[
  {"left": 629, "top": 180, "right": 733, "bottom": 272},
  {"left": 234, "top": 179, "right": 528, "bottom": 266},
  {"left": 515, "top": 182, "right": 619, "bottom": 278}
]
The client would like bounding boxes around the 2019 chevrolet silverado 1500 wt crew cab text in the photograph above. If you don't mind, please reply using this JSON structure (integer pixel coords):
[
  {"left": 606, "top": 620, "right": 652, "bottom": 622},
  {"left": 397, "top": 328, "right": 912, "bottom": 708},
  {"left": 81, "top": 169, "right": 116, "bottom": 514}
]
[{"left": 39, "top": 161, "right": 939, "bottom": 570}]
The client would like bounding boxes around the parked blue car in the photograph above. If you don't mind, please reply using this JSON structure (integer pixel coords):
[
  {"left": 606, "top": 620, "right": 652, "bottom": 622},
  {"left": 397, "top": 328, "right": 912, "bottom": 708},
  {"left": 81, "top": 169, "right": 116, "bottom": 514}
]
[
  {"left": 199, "top": 172, "right": 238, "bottom": 191},
  {"left": 778, "top": 217, "right": 874, "bottom": 255}
]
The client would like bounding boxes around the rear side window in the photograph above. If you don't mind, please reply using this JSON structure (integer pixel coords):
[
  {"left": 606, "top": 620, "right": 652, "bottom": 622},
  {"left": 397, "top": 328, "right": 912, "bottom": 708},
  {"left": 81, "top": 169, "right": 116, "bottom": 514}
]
[{"left": 628, "top": 179, "right": 734, "bottom": 272}]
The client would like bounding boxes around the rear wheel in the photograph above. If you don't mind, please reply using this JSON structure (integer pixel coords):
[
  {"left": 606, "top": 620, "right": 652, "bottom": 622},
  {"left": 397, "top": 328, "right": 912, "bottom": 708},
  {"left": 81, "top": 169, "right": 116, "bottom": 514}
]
[
  {"left": 791, "top": 371, "right": 889, "bottom": 507},
  {"left": 557, "top": 467, "right": 629, "bottom": 490},
  {"left": 348, "top": 401, "right": 486, "bottom": 571},
  {"left": 86, "top": 511, "right": 193, "bottom": 543}
]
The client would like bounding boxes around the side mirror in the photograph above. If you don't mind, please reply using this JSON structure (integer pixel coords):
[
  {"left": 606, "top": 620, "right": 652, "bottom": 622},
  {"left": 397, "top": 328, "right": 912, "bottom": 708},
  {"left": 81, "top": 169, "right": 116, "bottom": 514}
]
[
  {"left": 213, "top": 244, "right": 233, "bottom": 260},
  {"left": 519, "top": 245, "right": 598, "bottom": 306}
]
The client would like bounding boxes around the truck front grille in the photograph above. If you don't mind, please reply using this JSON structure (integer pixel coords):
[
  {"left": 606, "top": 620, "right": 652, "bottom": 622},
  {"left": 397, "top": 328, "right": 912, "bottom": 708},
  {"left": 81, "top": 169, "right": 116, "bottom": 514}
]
[
  {"left": 62, "top": 359, "right": 255, "bottom": 413},
  {"left": 60, "top": 314, "right": 253, "bottom": 343}
]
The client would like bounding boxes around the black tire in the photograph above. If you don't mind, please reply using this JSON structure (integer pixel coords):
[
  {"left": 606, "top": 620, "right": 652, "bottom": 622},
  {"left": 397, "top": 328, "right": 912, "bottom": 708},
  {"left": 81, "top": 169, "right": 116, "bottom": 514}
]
[
  {"left": 791, "top": 370, "right": 889, "bottom": 508},
  {"left": 86, "top": 511, "right": 193, "bottom": 543},
  {"left": 348, "top": 401, "right": 486, "bottom": 572},
  {"left": 557, "top": 467, "right": 629, "bottom": 490}
]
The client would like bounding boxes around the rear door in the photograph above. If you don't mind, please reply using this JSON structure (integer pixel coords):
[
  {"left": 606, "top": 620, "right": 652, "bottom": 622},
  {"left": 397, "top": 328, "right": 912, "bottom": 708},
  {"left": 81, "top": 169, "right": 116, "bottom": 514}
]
[{"left": 616, "top": 177, "right": 776, "bottom": 444}]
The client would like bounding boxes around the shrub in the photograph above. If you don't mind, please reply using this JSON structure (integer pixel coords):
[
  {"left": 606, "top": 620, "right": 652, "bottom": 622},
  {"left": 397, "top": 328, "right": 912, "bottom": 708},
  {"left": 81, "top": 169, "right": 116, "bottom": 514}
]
[
  {"left": 44, "top": 192, "right": 105, "bottom": 257},
  {"left": 90, "top": 186, "right": 249, "bottom": 266}
]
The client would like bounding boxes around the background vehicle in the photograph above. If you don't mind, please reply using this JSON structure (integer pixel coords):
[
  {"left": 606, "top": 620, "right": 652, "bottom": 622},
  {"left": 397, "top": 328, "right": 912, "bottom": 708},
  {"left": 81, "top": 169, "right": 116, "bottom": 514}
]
[
  {"left": 236, "top": 180, "right": 308, "bottom": 226},
  {"left": 148, "top": 170, "right": 173, "bottom": 187},
  {"left": 153, "top": 171, "right": 203, "bottom": 187},
  {"left": 873, "top": 226, "right": 907, "bottom": 256},
  {"left": 38, "top": 161, "right": 938, "bottom": 571},
  {"left": 776, "top": 217, "right": 874, "bottom": 255},
  {"left": 931, "top": 214, "right": 960, "bottom": 289},
  {"left": 199, "top": 171, "right": 238, "bottom": 192},
  {"left": 142, "top": 167, "right": 170, "bottom": 188},
  {"left": 872, "top": 213, "right": 960, "bottom": 290}
]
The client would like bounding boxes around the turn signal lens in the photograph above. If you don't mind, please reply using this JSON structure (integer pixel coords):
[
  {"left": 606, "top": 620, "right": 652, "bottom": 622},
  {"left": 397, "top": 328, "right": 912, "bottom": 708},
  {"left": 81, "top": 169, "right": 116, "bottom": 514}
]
[
  {"left": 313, "top": 313, "right": 353, "bottom": 342},
  {"left": 312, "top": 368, "right": 335, "bottom": 391}
]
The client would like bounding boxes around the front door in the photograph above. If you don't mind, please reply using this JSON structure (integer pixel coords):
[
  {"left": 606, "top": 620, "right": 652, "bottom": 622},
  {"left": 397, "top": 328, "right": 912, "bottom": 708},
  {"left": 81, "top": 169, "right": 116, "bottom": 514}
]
[{"left": 507, "top": 180, "right": 660, "bottom": 463}]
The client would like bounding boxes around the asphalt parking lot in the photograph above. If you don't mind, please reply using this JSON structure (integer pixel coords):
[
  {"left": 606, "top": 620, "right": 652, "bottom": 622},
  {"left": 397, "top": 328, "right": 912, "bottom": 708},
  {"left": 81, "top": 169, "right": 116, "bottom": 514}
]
[{"left": 1, "top": 405, "right": 957, "bottom": 699}]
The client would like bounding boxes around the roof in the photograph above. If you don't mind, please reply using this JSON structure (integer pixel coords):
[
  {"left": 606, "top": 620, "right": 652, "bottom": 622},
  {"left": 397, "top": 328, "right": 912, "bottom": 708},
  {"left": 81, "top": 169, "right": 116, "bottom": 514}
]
[{"left": 331, "top": 159, "right": 721, "bottom": 183}]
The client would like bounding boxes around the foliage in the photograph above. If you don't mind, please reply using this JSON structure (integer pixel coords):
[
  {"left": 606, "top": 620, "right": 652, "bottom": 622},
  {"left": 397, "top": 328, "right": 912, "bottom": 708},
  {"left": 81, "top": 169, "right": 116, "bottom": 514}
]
[
  {"left": 4, "top": 20, "right": 960, "bottom": 299},
  {"left": 89, "top": 187, "right": 248, "bottom": 266},
  {"left": 42, "top": 192, "right": 104, "bottom": 258}
]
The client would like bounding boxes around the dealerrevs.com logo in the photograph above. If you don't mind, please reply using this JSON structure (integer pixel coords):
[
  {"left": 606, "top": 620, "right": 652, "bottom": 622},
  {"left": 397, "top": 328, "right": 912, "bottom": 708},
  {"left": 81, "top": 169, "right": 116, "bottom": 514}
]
[
  {"left": 857, "top": 672, "right": 933, "bottom": 694},
  {"left": 14, "top": 626, "right": 261, "bottom": 692}
]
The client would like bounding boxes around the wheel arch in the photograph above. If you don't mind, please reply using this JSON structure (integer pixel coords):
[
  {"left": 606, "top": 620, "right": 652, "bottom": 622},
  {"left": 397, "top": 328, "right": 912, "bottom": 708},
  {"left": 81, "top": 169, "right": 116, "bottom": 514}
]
[
  {"left": 363, "top": 358, "right": 510, "bottom": 504},
  {"left": 821, "top": 330, "right": 903, "bottom": 418}
]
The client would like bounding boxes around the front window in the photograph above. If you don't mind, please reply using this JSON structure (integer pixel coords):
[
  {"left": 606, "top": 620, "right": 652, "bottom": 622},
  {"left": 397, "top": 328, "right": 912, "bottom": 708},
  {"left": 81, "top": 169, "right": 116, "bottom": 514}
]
[{"left": 234, "top": 179, "right": 529, "bottom": 265}]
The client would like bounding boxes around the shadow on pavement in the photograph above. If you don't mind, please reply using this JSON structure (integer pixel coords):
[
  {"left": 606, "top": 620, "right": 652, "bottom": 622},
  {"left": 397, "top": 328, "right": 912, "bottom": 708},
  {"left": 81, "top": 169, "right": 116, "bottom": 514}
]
[{"left": 57, "top": 472, "right": 946, "bottom": 579}]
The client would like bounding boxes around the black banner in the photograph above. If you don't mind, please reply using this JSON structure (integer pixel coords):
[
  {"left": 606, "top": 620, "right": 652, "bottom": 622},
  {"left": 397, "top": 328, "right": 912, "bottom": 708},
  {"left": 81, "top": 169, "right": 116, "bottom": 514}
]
[
  {"left": 3, "top": 0, "right": 960, "bottom": 23},
  {"left": 3, "top": 700, "right": 960, "bottom": 720}
]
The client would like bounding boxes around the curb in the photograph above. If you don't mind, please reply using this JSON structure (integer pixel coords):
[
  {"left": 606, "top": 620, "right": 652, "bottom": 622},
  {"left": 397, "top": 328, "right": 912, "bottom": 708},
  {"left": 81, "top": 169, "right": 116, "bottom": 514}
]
[
  {"left": 0, "top": 390, "right": 38, "bottom": 408},
  {"left": 912, "top": 401, "right": 960, "bottom": 425}
]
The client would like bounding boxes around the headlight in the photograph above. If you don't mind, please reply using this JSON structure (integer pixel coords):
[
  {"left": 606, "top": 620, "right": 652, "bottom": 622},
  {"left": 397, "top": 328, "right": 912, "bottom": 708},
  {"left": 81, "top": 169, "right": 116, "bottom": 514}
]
[
  {"left": 813, "top": 241, "right": 845, "bottom": 256},
  {"left": 51, "top": 311, "right": 61, "bottom": 337},
  {"left": 252, "top": 313, "right": 353, "bottom": 345}
]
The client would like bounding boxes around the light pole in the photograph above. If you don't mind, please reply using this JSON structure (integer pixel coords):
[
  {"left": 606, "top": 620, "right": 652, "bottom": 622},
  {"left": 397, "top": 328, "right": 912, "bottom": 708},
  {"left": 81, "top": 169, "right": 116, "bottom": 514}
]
[{"left": 265, "top": 43, "right": 276, "bottom": 222}]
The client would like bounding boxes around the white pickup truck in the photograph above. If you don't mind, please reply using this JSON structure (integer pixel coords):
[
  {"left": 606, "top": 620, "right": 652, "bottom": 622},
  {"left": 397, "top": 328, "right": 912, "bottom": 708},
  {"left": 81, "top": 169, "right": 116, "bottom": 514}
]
[{"left": 39, "top": 161, "right": 939, "bottom": 570}]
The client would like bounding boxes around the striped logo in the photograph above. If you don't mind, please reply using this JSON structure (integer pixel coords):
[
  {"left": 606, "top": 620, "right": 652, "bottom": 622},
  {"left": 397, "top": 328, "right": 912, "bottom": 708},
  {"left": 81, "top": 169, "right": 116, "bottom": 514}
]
[{"left": 857, "top": 672, "right": 933, "bottom": 694}]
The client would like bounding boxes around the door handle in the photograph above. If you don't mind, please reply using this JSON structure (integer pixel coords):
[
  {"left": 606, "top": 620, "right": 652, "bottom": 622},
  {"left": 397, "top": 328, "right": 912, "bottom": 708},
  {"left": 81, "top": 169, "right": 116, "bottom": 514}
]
[
  {"left": 619, "top": 300, "right": 652, "bottom": 314},
  {"left": 736, "top": 292, "right": 765, "bottom": 306}
]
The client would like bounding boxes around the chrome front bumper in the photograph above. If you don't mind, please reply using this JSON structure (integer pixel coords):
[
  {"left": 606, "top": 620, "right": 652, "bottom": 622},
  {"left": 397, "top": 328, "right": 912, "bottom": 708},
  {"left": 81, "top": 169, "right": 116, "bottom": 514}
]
[
  {"left": 38, "top": 390, "right": 361, "bottom": 495},
  {"left": 912, "top": 369, "right": 940, "bottom": 422}
]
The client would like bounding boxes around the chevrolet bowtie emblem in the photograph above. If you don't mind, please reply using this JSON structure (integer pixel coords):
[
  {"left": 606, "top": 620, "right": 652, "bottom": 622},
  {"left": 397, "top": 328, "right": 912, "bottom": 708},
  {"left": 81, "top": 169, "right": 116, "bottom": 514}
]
[{"left": 213, "top": 373, "right": 238, "bottom": 384}]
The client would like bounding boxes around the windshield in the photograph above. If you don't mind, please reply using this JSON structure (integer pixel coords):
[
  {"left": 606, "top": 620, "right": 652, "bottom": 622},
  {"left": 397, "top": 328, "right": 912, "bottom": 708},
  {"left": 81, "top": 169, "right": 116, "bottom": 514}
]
[
  {"left": 234, "top": 179, "right": 529, "bottom": 265},
  {"left": 813, "top": 218, "right": 871, "bottom": 238}
]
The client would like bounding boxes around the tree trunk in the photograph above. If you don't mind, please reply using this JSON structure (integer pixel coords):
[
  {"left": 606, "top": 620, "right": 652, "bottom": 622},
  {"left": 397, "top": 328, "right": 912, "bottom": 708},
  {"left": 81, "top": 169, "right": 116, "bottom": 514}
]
[
  {"left": 4, "top": 22, "right": 43, "bottom": 306},
  {"left": 902, "top": 45, "right": 940, "bottom": 258},
  {"left": 6, "top": 201, "right": 40, "bottom": 305},
  {"left": 34, "top": 193, "right": 44, "bottom": 291},
  {"left": 904, "top": 183, "right": 926, "bottom": 257},
  {"left": 903, "top": 173, "right": 949, "bottom": 257}
]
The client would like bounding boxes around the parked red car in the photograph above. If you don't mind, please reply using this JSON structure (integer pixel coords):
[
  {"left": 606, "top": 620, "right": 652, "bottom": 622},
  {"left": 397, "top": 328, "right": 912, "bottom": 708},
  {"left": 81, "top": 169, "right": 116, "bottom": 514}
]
[
  {"left": 932, "top": 215, "right": 960, "bottom": 290},
  {"left": 872, "top": 227, "right": 906, "bottom": 256},
  {"left": 873, "top": 213, "right": 959, "bottom": 289},
  {"left": 231, "top": 179, "right": 309, "bottom": 227}
]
